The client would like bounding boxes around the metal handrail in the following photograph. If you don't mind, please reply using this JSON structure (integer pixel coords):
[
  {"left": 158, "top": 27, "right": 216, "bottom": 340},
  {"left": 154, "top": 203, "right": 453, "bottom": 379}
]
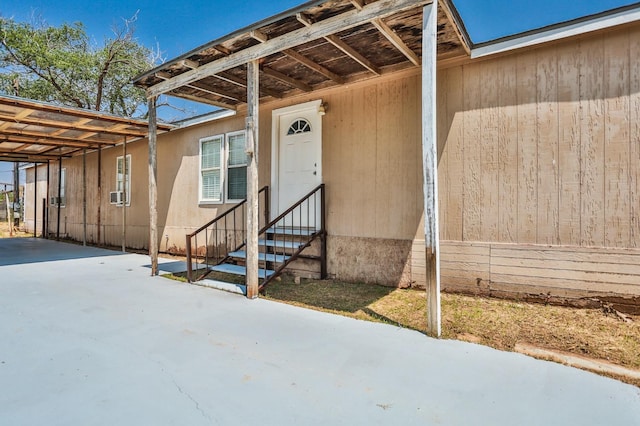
[{"left": 186, "top": 186, "right": 269, "bottom": 282}]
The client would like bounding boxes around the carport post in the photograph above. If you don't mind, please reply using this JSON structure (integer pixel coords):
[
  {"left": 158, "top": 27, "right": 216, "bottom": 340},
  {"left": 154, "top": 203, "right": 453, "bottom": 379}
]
[
  {"left": 82, "top": 149, "right": 87, "bottom": 246},
  {"left": 122, "top": 137, "right": 127, "bottom": 253},
  {"left": 33, "top": 163, "right": 37, "bottom": 237},
  {"left": 148, "top": 97, "right": 159, "bottom": 275},
  {"left": 46, "top": 160, "right": 50, "bottom": 239},
  {"left": 245, "top": 59, "right": 259, "bottom": 299},
  {"left": 422, "top": 0, "right": 441, "bottom": 337},
  {"left": 56, "top": 156, "right": 61, "bottom": 241}
]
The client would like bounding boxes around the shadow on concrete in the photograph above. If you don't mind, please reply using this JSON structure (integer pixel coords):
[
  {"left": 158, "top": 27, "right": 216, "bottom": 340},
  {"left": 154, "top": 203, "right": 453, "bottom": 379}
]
[{"left": 0, "top": 238, "right": 124, "bottom": 266}]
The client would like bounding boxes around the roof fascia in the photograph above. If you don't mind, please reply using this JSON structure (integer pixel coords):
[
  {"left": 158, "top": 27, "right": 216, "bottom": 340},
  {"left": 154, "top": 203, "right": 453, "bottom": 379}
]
[{"left": 471, "top": 2, "right": 640, "bottom": 58}]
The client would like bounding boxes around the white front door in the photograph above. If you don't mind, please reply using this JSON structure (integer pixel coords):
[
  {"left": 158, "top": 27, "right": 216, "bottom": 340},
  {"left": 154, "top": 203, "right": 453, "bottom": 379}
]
[{"left": 271, "top": 100, "right": 323, "bottom": 227}]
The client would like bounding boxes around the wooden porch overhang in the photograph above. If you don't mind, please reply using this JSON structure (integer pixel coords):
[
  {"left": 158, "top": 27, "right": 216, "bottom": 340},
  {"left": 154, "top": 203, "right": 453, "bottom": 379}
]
[
  {"left": 133, "top": 0, "right": 470, "bottom": 107},
  {"left": 0, "top": 95, "right": 173, "bottom": 163}
]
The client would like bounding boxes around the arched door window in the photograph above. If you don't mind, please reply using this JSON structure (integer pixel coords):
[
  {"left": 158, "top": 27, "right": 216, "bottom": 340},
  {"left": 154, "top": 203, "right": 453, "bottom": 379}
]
[{"left": 287, "top": 118, "right": 312, "bottom": 135}]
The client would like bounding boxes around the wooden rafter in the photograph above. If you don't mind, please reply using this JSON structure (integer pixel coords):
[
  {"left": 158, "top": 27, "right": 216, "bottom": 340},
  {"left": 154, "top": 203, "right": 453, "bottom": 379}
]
[
  {"left": 0, "top": 130, "right": 115, "bottom": 147},
  {"left": 0, "top": 109, "right": 34, "bottom": 131},
  {"left": 283, "top": 49, "right": 345, "bottom": 84},
  {"left": 0, "top": 97, "right": 171, "bottom": 130},
  {"left": 371, "top": 18, "right": 420, "bottom": 66},
  {"left": 250, "top": 27, "right": 344, "bottom": 87},
  {"left": 167, "top": 91, "right": 238, "bottom": 111},
  {"left": 146, "top": 0, "right": 429, "bottom": 97},
  {"left": 261, "top": 67, "right": 312, "bottom": 92},
  {"left": 351, "top": 0, "right": 365, "bottom": 9},
  {"left": 0, "top": 114, "right": 149, "bottom": 138},
  {"left": 296, "top": 13, "right": 381, "bottom": 75}
]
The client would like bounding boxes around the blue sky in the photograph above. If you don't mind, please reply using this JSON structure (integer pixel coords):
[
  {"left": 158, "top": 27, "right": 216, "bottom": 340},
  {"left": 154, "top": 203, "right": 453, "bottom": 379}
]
[{"left": 0, "top": 0, "right": 637, "bottom": 177}]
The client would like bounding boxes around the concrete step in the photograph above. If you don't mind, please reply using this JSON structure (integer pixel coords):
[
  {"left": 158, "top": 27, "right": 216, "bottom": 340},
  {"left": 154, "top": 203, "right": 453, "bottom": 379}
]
[
  {"left": 266, "top": 227, "right": 317, "bottom": 236},
  {"left": 209, "top": 263, "right": 275, "bottom": 279},
  {"left": 229, "top": 251, "right": 290, "bottom": 263},
  {"left": 258, "top": 239, "right": 304, "bottom": 250}
]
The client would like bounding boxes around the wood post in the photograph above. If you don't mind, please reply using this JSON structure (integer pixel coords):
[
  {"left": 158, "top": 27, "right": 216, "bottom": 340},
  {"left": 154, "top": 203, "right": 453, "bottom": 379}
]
[
  {"left": 33, "top": 163, "right": 37, "bottom": 237},
  {"left": 46, "top": 160, "right": 50, "bottom": 239},
  {"left": 246, "top": 59, "right": 260, "bottom": 299},
  {"left": 422, "top": 1, "right": 441, "bottom": 337},
  {"left": 82, "top": 149, "right": 87, "bottom": 246},
  {"left": 97, "top": 148, "right": 101, "bottom": 246},
  {"left": 122, "top": 137, "right": 127, "bottom": 253},
  {"left": 148, "top": 97, "right": 159, "bottom": 275},
  {"left": 56, "top": 156, "right": 61, "bottom": 241}
]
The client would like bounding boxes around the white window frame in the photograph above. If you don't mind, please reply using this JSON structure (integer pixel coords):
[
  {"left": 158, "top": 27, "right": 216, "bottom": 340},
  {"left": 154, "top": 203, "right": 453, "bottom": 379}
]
[
  {"left": 116, "top": 154, "right": 131, "bottom": 207},
  {"left": 52, "top": 168, "right": 66, "bottom": 208},
  {"left": 225, "top": 130, "right": 248, "bottom": 203},
  {"left": 199, "top": 134, "right": 224, "bottom": 204},
  {"left": 199, "top": 131, "right": 248, "bottom": 205}
]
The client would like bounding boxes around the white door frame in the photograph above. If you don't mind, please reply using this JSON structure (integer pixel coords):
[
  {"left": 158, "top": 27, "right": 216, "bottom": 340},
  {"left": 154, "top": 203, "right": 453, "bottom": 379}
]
[{"left": 270, "top": 99, "right": 324, "bottom": 219}]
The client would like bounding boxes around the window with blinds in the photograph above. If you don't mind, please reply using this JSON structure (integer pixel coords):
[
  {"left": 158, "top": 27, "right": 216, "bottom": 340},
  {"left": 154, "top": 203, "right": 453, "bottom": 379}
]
[
  {"left": 200, "top": 135, "right": 223, "bottom": 202},
  {"left": 226, "top": 131, "right": 248, "bottom": 201},
  {"left": 199, "top": 131, "right": 248, "bottom": 204}
]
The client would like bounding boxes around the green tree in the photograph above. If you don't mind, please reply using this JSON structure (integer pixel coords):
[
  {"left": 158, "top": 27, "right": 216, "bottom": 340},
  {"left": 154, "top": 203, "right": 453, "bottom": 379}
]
[{"left": 0, "top": 14, "right": 156, "bottom": 117}]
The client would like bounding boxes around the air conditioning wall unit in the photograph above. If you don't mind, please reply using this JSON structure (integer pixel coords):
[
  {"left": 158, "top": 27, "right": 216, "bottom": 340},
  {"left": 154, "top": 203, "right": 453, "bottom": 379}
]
[{"left": 110, "top": 191, "right": 124, "bottom": 205}]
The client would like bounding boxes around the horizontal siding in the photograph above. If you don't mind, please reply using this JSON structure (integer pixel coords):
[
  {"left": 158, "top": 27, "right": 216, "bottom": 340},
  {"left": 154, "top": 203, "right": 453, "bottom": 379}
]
[{"left": 435, "top": 241, "right": 640, "bottom": 299}]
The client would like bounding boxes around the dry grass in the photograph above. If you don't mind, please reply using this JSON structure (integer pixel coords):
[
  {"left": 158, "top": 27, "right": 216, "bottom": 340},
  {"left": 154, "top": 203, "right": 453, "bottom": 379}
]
[
  {"left": 0, "top": 221, "right": 33, "bottom": 238},
  {"left": 263, "top": 278, "right": 640, "bottom": 386}
]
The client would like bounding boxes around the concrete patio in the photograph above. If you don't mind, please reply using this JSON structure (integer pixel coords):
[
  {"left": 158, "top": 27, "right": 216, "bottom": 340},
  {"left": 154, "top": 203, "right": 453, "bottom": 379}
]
[{"left": 0, "top": 238, "right": 638, "bottom": 425}]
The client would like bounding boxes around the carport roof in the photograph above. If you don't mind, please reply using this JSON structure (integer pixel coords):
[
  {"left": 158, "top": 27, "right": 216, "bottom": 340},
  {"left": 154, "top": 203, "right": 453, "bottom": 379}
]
[{"left": 0, "top": 95, "right": 173, "bottom": 163}]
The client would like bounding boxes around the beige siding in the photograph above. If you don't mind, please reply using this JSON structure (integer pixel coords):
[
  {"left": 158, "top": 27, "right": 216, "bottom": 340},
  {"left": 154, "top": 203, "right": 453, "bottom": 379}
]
[{"left": 438, "top": 27, "right": 640, "bottom": 250}]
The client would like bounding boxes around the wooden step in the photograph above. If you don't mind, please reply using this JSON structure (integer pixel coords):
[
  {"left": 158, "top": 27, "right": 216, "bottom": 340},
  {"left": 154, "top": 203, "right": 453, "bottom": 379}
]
[
  {"left": 229, "top": 251, "right": 290, "bottom": 263},
  {"left": 258, "top": 239, "right": 304, "bottom": 250},
  {"left": 209, "top": 263, "right": 275, "bottom": 279}
]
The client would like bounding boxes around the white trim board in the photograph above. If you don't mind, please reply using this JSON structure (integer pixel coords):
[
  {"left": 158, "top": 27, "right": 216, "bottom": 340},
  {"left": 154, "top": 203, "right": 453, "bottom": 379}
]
[{"left": 471, "top": 4, "right": 640, "bottom": 58}]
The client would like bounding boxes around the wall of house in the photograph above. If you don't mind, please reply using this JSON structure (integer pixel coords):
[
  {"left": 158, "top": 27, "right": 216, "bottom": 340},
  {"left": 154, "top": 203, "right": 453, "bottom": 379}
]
[{"left": 434, "top": 23, "right": 640, "bottom": 310}]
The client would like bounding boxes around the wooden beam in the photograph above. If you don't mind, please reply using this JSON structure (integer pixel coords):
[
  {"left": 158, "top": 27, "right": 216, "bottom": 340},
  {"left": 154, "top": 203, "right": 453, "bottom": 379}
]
[
  {"left": 421, "top": 1, "right": 441, "bottom": 338},
  {"left": 250, "top": 29, "right": 269, "bottom": 43},
  {"left": 296, "top": 13, "right": 381, "bottom": 75},
  {"left": 167, "top": 91, "right": 238, "bottom": 111},
  {"left": 0, "top": 108, "right": 34, "bottom": 130},
  {"left": 187, "top": 81, "right": 245, "bottom": 102},
  {"left": 0, "top": 132, "right": 111, "bottom": 148},
  {"left": 325, "top": 34, "right": 381, "bottom": 75},
  {"left": 148, "top": 97, "right": 159, "bottom": 276},
  {"left": 0, "top": 114, "right": 149, "bottom": 138},
  {"left": 283, "top": 48, "right": 345, "bottom": 84},
  {"left": 350, "top": 0, "right": 365, "bottom": 10},
  {"left": 246, "top": 59, "right": 259, "bottom": 299},
  {"left": 180, "top": 59, "right": 200, "bottom": 69},
  {"left": 147, "top": 0, "right": 428, "bottom": 97},
  {"left": 0, "top": 96, "right": 172, "bottom": 131},
  {"left": 214, "top": 72, "right": 284, "bottom": 99},
  {"left": 439, "top": 0, "right": 471, "bottom": 55},
  {"left": 371, "top": 18, "right": 420, "bottom": 66},
  {"left": 261, "top": 67, "right": 312, "bottom": 92}
]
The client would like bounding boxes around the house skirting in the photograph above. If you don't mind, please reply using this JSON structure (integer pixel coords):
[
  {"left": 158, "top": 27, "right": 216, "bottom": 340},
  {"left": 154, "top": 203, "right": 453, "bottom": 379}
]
[{"left": 434, "top": 241, "right": 640, "bottom": 314}]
